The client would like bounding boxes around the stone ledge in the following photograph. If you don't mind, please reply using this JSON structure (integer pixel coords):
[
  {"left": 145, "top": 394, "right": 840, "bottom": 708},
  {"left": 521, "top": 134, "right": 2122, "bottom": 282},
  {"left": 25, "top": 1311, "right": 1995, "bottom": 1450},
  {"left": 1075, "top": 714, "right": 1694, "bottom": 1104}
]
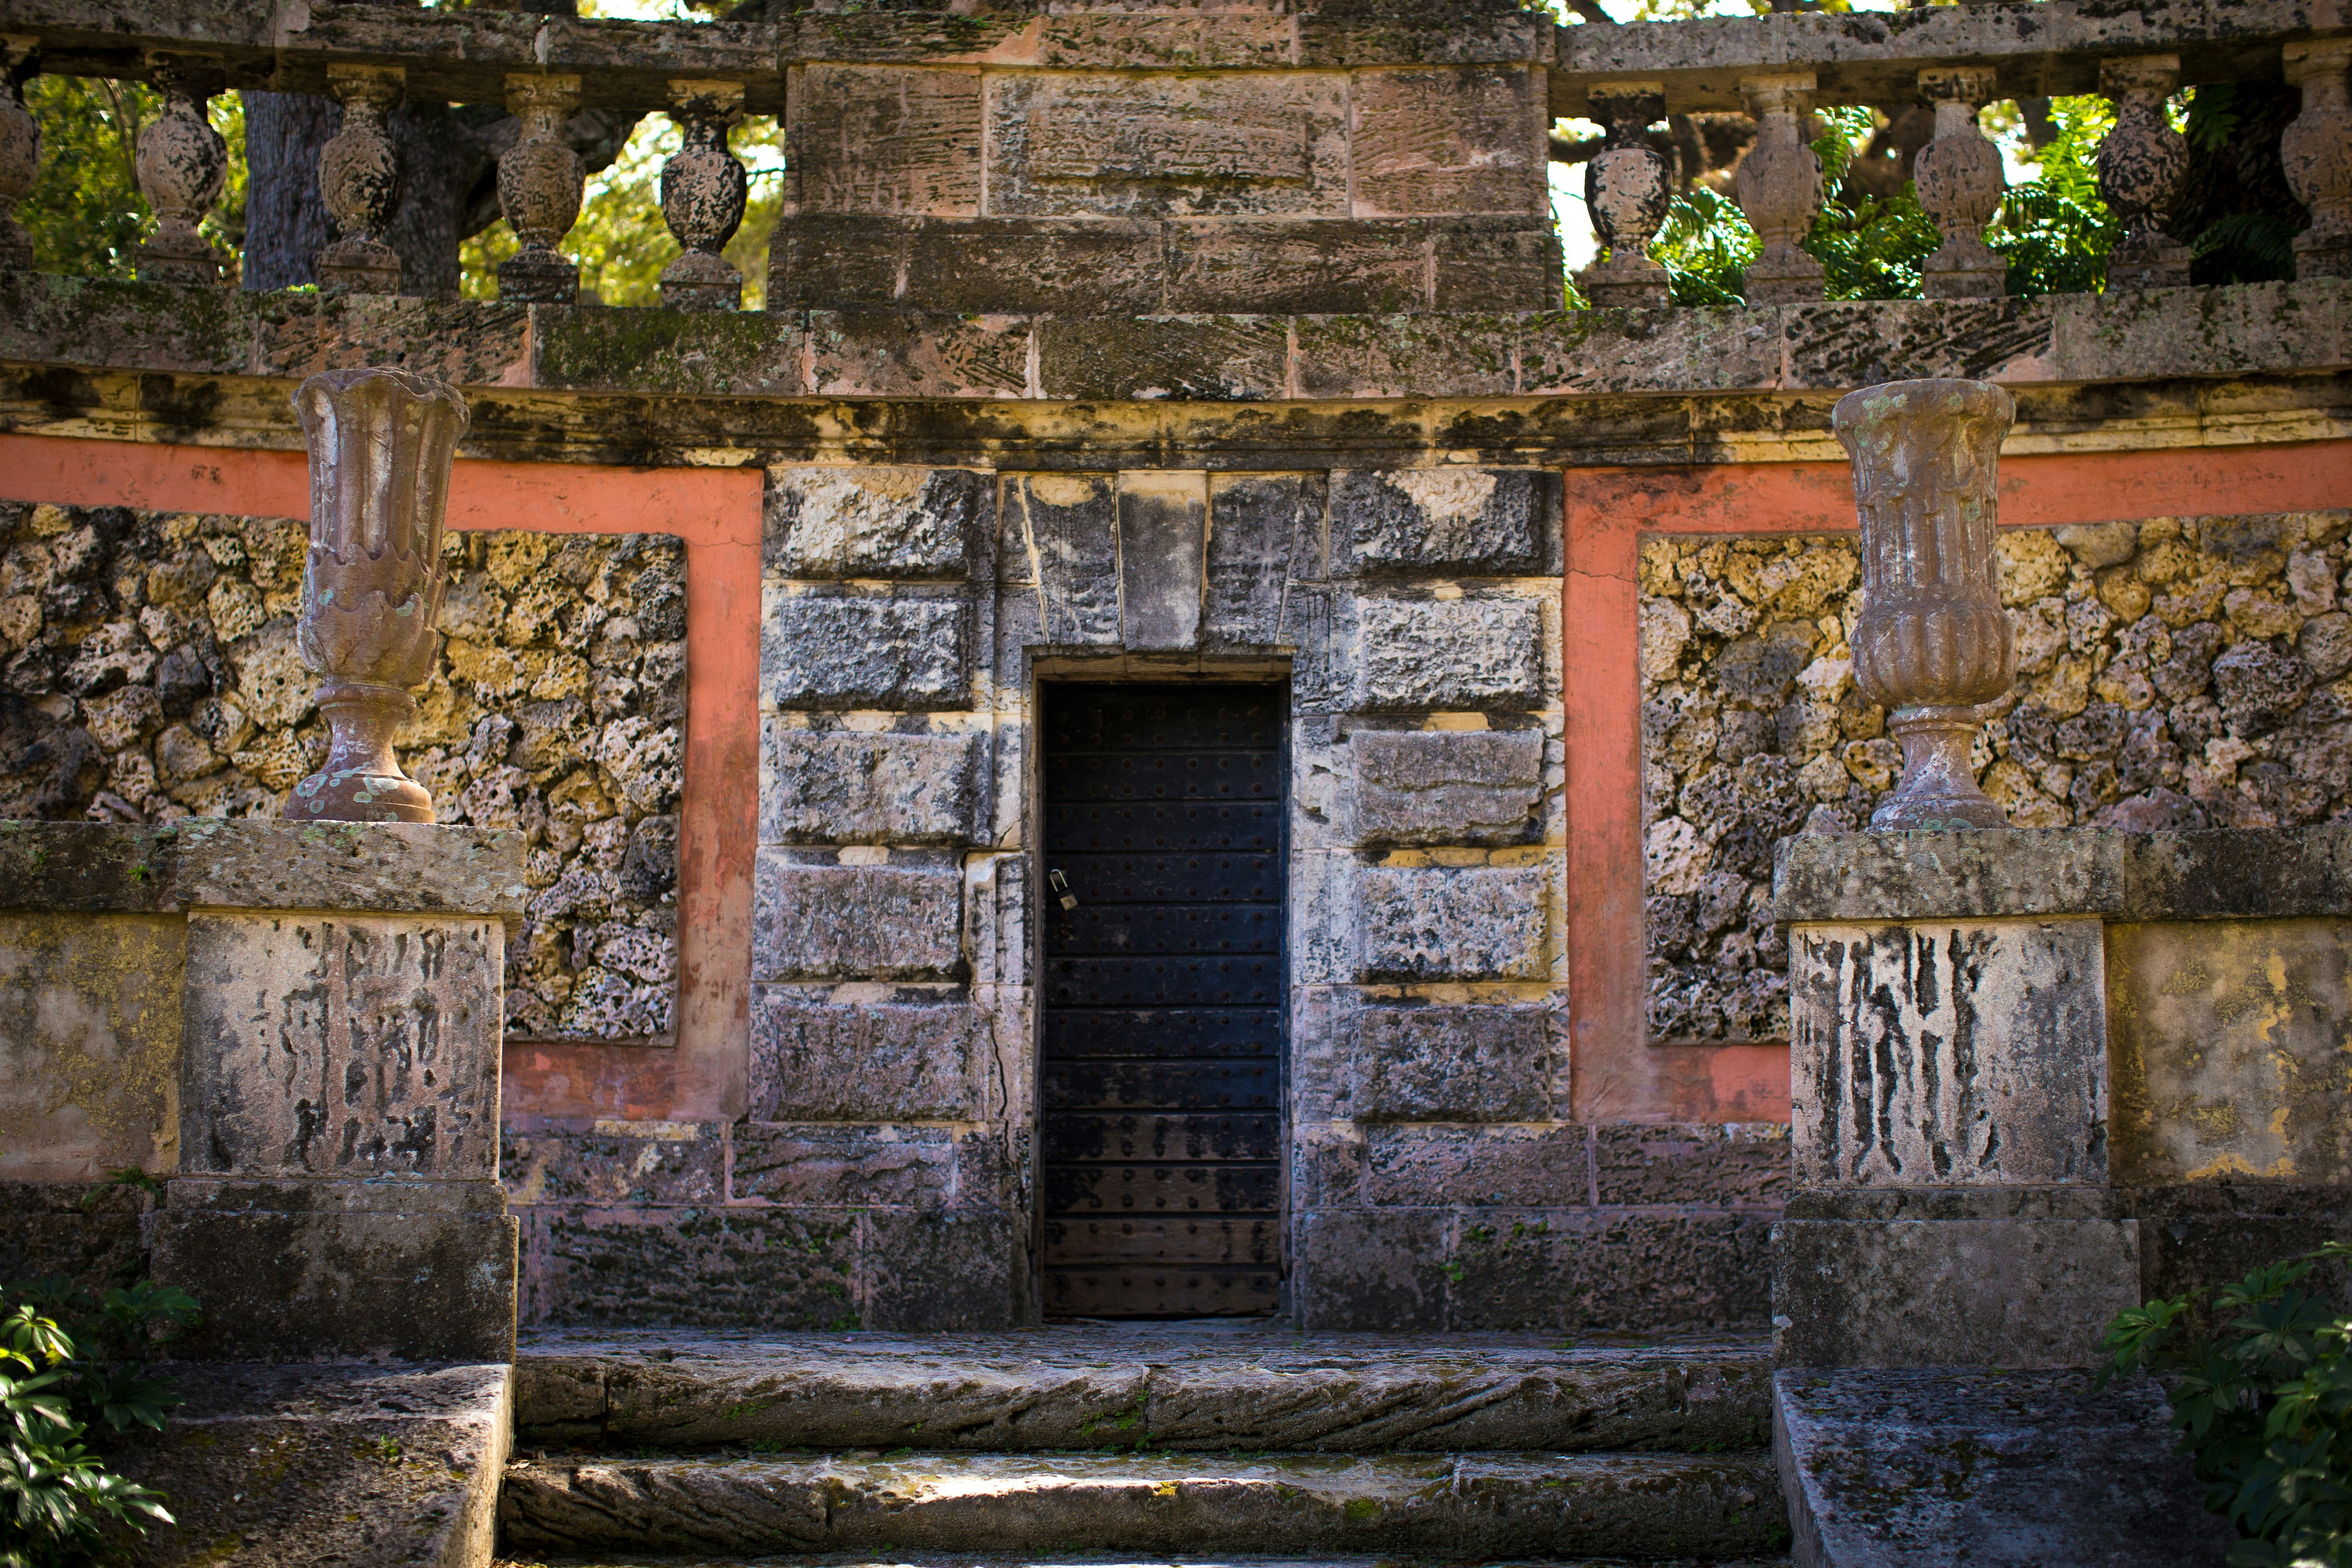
[
  {"left": 1775, "top": 824, "right": 2352, "bottom": 924},
  {"left": 1773, "top": 1368, "right": 2231, "bottom": 1568},
  {"left": 108, "top": 1361, "right": 509, "bottom": 1568},
  {"left": 0, "top": 819, "right": 529, "bottom": 919},
  {"left": 5, "top": 272, "right": 2346, "bottom": 406}
]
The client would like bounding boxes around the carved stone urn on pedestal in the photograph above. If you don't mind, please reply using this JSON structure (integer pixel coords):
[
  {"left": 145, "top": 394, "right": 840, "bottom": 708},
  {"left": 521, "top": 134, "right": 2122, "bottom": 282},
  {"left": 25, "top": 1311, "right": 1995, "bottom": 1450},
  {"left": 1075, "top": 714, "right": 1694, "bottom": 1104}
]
[
  {"left": 1834, "top": 377, "right": 2018, "bottom": 830},
  {"left": 286, "top": 367, "right": 469, "bottom": 823}
]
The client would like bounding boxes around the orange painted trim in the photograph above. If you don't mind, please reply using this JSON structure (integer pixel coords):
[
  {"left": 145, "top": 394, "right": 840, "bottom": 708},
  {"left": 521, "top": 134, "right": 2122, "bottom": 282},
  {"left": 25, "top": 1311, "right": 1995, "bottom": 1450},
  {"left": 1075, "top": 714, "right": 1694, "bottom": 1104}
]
[
  {"left": 0, "top": 432, "right": 762, "bottom": 1124},
  {"left": 1566, "top": 439, "right": 2352, "bottom": 1124}
]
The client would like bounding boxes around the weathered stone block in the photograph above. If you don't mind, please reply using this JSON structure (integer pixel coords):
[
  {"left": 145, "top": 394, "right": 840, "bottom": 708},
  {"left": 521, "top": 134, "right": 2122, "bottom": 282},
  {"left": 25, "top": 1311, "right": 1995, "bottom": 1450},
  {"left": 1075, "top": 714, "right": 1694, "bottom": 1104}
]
[
  {"left": 1772, "top": 1212, "right": 2140, "bottom": 1368},
  {"left": 1788, "top": 918, "right": 2108, "bottom": 1188},
  {"left": 1446, "top": 1210, "right": 1773, "bottom": 1332},
  {"left": 1358, "top": 865, "right": 1548, "bottom": 981},
  {"left": 897, "top": 219, "right": 1166, "bottom": 315},
  {"left": 1002, "top": 473, "right": 1119, "bottom": 644},
  {"left": 0, "top": 1182, "right": 146, "bottom": 1292},
  {"left": 1118, "top": 470, "right": 1207, "bottom": 652},
  {"left": 987, "top": 73, "right": 1347, "bottom": 218},
  {"left": 1292, "top": 1206, "right": 1448, "bottom": 1330},
  {"left": 1205, "top": 473, "right": 1313, "bottom": 646},
  {"left": 864, "top": 1208, "right": 1021, "bottom": 1330},
  {"left": 1348, "top": 1002, "right": 1553, "bottom": 1121},
  {"left": 1347, "top": 728, "right": 1543, "bottom": 846},
  {"left": 788, "top": 65, "right": 981, "bottom": 217},
  {"left": 1363, "top": 1125, "right": 1591, "bottom": 1206},
  {"left": 804, "top": 309, "right": 1033, "bottom": 399},
  {"left": 760, "top": 725, "right": 984, "bottom": 846},
  {"left": 1354, "top": 596, "right": 1544, "bottom": 711},
  {"left": 1592, "top": 1123, "right": 1792, "bottom": 1208},
  {"left": 1294, "top": 313, "right": 1518, "bottom": 400},
  {"left": 1331, "top": 469, "right": 1554, "bottom": 576},
  {"left": 765, "top": 466, "right": 987, "bottom": 580},
  {"left": 149, "top": 1202, "right": 517, "bottom": 1361},
  {"left": 1774, "top": 828, "right": 2124, "bottom": 924},
  {"left": 179, "top": 820, "right": 530, "bottom": 920},
  {"left": 751, "top": 855, "right": 964, "bottom": 981},
  {"left": 1037, "top": 315, "right": 1288, "bottom": 403},
  {"left": 502, "top": 1124, "right": 724, "bottom": 1206},
  {"left": 0, "top": 913, "right": 183, "bottom": 1182},
  {"left": 1350, "top": 67, "right": 1545, "bottom": 217},
  {"left": 1431, "top": 220, "right": 1563, "bottom": 311},
  {"left": 1164, "top": 221, "right": 1431, "bottom": 314},
  {"left": 1774, "top": 1368, "right": 2234, "bottom": 1568},
  {"left": 181, "top": 913, "right": 505, "bottom": 1179},
  {"left": 528, "top": 1205, "right": 861, "bottom": 1330},
  {"left": 731, "top": 1123, "right": 954, "bottom": 1209},
  {"left": 2108, "top": 917, "right": 2352, "bottom": 1186},
  {"left": 763, "top": 589, "right": 971, "bottom": 710}
]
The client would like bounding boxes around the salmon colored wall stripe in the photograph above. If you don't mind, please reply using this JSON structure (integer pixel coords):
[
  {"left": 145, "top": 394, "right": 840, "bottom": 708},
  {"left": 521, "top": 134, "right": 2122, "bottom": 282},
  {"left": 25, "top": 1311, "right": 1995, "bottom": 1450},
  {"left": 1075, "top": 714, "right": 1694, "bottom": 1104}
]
[
  {"left": 0, "top": 432, "right": 761, "bottom": 1124},
  {"left": 1565, "top": 439, "right": 2352, "bottom": 1124}
]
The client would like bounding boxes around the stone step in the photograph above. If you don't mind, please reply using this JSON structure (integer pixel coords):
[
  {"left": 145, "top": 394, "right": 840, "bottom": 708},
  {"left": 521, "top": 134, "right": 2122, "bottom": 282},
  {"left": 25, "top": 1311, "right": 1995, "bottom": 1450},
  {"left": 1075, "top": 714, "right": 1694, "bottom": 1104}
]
[
  {"left": 497, "top": 1448, "right": 1789, "bottom": 1560},
  {"left": 515, "top": 1327, "right": 1771, "bottom": 1455}
]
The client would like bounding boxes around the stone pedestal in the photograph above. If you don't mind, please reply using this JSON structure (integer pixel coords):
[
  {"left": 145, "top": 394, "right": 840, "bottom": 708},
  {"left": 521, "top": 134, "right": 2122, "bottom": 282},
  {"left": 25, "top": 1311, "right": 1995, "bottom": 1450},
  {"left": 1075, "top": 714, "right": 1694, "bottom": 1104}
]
[
  {"left": 1772, "top": 827, "right": 2352, "bottom": 1369},
  {"left": 0, "top": 818, "right": 527, "bottom": 1362}
]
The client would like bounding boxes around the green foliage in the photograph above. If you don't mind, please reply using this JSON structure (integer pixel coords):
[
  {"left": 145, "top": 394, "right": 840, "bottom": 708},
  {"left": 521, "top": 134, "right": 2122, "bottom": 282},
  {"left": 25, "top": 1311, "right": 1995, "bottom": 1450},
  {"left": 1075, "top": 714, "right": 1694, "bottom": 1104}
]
[
  {"left": 1805, "top": 103, "right": 1940, "bottom": 300},
  {"left": 1, "top": 1272, "right": 201, "bottom": 1568},
  {"left": 17, "top": 77, "right": 245, "bottom": 283},
  {"left": 2100, "top": 1243, "right": 2352, "bottom": 1567},
  {"left": 1986, "top": 94, "right": 2119, "bottom": 298}
]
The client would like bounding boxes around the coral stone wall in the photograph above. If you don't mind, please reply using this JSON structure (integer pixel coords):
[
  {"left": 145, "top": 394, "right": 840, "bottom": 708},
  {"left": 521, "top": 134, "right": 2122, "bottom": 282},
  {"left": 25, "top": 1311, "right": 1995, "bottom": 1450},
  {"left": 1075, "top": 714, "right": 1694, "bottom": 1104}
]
[
  {"left": 1639, "top": 510, "right": 2352, "bottom": 1045},
  {"left": 0, "top": 500, "right": 686, "bottom": 1042}
]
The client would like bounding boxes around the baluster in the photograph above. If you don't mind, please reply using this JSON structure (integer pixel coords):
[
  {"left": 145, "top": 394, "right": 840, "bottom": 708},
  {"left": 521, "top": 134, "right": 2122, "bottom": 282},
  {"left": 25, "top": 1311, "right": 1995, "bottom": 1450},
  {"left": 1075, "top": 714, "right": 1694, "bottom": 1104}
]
[
  {"left": 1914, "top": 67, "right": 2007, "bottom": 299},
  {"left": 659, "top": 79, "right": 747, "bottom": 312},
  {"left": 135, "top": 55, "right": 228, "bottom": 287},
  {"left": 1573, "top": 82, "right": 1672, "bottom": 309},
  {"left": 318, "top": 64, "right": 405, "bottom": 295},
  {"left": 2283, "top": 39, "right": 2352, "bottom": 280},
  {"left": 497, "top": 72, "right": 584, "bottom": 305},
  {"left": 2096, "top": 55, "right": 2191, "bottom": 291},
  {"left": 0, "top": 38, "right": 38, "bottom": 272},
  {"left": 1736, "top": 72, "right": 1824, "bottom": 305}
]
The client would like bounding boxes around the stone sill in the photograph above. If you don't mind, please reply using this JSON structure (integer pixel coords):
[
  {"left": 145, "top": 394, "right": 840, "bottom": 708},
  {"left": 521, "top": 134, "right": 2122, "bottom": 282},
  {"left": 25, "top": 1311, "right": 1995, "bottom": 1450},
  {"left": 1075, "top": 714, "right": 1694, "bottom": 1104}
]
[
  {"left": 0, "top": 819, "right": 529, "bottom": 920},
  {"left": 4, "top": 271, "right": 2346, "bottom": 407},
  {"left": 1772, "top": 824, "right": 2352, "bottom": 925}
]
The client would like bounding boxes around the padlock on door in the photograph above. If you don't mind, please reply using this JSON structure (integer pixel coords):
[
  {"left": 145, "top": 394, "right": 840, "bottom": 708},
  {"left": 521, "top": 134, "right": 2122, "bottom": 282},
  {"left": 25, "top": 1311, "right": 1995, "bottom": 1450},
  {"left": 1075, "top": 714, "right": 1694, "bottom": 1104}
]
[{"left": 1048, "top": 868, "right": 1078, "bottom": 911}]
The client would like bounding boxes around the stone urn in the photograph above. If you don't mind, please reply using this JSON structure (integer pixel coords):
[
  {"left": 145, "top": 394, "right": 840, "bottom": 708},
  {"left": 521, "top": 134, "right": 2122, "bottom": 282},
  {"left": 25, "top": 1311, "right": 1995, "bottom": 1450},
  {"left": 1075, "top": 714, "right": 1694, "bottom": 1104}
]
[
  {"left": 286, "top": 367, "right": 469, "bottom": 823},
  {"left": 1833, "top": 377, "right": 2017, "bottom": 830}
]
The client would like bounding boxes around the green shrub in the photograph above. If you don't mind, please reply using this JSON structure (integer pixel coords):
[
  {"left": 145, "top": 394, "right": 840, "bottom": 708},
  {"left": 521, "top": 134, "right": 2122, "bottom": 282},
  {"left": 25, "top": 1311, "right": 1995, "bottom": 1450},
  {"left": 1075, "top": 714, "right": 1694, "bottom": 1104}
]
[
  {"left": 2100, "top": 1242, "right": 2352, "bottom": 1568},
  {"left": 1, "top": 1273, "right": 201, "bottom": 1568}
]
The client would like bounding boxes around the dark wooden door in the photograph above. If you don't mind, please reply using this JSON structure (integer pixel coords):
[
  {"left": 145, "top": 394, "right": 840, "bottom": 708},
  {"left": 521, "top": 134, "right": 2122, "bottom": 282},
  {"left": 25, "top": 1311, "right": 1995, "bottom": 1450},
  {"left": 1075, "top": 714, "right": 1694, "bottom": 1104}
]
[{"left": 1040, "top": 683, "right": 1285, "bottom": 1318}]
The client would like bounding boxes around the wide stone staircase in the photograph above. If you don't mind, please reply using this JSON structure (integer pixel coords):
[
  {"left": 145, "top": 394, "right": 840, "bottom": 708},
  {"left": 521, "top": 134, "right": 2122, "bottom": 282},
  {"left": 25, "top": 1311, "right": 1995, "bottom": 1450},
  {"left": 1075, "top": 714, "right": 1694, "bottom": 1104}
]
[{"left": 493, "top": 1323, "right": 1792, "bottom": 1565}]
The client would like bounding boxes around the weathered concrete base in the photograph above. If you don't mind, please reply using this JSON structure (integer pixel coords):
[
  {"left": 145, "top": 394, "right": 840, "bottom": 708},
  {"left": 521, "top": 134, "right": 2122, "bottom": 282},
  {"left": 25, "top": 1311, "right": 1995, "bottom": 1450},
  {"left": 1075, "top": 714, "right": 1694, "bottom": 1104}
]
[
  {"left": 514, "top": 1325, "right": 1771, "bottom": 1453},
  {"left": 499, "top": 1447, "right": 1785, "bottom": 1558},
  {"left": 1772, "top": 1368, "right": 2231, "bottom": 1567},
  {"left": 108, "top": 1361, "right": 509, "bottom": 1568}
]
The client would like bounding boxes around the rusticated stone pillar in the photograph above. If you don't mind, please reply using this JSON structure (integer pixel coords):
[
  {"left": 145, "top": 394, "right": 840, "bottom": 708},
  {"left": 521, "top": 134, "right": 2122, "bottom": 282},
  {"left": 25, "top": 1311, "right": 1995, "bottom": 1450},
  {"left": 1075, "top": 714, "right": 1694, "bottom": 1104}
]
[
  {"left": 659, "top": 79, "right": 749, "bottom": 312},
  {"left": 1914, "top": 67, "right": 2006, "bottom": 299},
  {"left": 1735, "top": 72, "right": 1825, "bottom": 305},
  {"left": 287, "top": 368, "right": 469, "bottom": 824},
  {"left": 497, "top": 72, "right": 584, "bottom": 304},
  {"left": 1573, "top": 82, "right": 1671, "bottom": 308},
  {"left": 0, "top": 37, "right": 37, "bottom": 271},
  {"left": 133, "top": 55, "right": 228, "bottom": 287},
  {"left": 2284, "top": 39, "right": 2352, "bottom": 280},
  {"left": 316, "top": 63, "right": 404, "bottom": 295},
  {"left": 2097, "top": 55, "right": 2191, "bottom": 291},
  {"left": 1835, "top": 377, "right": 2017, "bottom": 830}
]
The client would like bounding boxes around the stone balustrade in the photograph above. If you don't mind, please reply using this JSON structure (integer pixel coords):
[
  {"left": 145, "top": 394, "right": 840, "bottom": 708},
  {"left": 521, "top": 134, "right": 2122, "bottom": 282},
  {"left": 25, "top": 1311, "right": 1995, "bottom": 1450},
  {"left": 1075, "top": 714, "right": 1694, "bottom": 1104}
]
[{"left": 0, "top": 0, "right": 2347, "bottom": 307}]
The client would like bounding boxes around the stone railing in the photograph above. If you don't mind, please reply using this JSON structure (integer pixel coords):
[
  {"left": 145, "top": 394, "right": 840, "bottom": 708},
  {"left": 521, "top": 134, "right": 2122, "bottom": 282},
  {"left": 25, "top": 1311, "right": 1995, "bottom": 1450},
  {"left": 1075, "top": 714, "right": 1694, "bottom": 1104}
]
[{"left": 0, "top": 0, "right": 2346, "bottom": 311}]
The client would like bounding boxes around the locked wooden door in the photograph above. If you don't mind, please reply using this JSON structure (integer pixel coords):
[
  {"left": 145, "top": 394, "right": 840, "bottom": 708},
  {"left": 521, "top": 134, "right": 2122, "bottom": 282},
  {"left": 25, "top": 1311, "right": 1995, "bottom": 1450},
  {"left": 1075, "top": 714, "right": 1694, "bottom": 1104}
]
[{"left": 1040, "top": 683, "right": 1285, "bottom": 1318}]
